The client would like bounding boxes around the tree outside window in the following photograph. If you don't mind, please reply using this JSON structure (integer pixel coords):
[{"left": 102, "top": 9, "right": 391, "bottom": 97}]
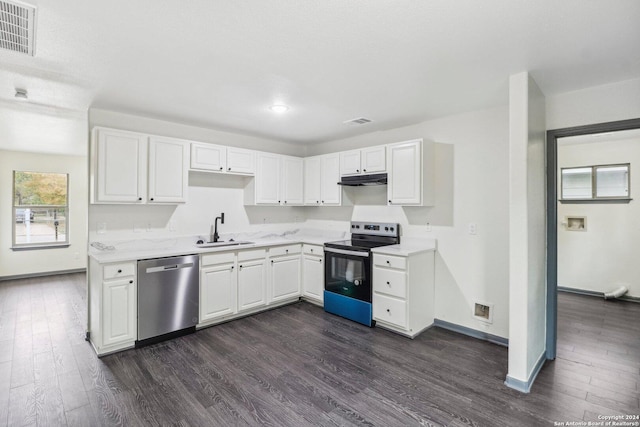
[{"left": 13, "top": 171, "right": 69, "bottom": 248}]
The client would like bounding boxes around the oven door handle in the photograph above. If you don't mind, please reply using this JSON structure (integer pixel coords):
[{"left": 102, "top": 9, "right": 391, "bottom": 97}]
[{"left": 324, "top": 247, "right": 370, "bottom": 257}]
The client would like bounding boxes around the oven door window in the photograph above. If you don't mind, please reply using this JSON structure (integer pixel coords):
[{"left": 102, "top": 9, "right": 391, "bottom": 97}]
[{"left": 324, "top": 250, "right": 371, "bottom": 302}]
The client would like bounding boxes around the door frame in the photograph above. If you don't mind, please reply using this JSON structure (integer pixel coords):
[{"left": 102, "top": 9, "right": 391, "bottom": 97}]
[{"left": 546, "top": 117, "right": 640, "bottom": 360}]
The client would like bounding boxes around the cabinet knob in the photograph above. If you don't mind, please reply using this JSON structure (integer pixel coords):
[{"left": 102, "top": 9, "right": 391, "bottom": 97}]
[
  {"left": 117, "top": 269, "right": 122, "bottom": 273},
  {"left": 356, "top": 169, "right": 360, "bottom": 173},
  {"left": 318, "top": 259, "right": 322, "bottom": 263},
  {"left": 129, "top": 280, "right": 133, "bottom": 284},
  {"left": 386, "top": 260, "right": 390, "bottom": 264},
  {"left": 271, "top": 260, "right": 274, "bottom": 264},
  {"left": 228, "top": 167, "right": 231, "bottom": 171},
  {"left": 285, "top": 249, "right": 289, "bottom": 253},
  {"left": 278, "top": 200, "right": 281, "bottom": 203},
  {"left": 231, "top": 266, "right": 234, "bottom": 270},
  {"left": 310, "top": 249, "right": 313, "bottom": 252},
  {"left": 321, "top": 200, "right": 324, "bottom": 204},
  {"left": 219, "top": 167, "right": 223, "bottom": 170},
  {"left": 150, "top": 198, "right": 154, "bottom": 201},
  {"left": 239, "top": 265, "right": 243, "bottom": 269},
  {"left": 138, "top": 197, "right": 142, "bottom": 201},
  {"left": 316, "top": 200, "right": 319, "bottom": 204},
  {"left": 386, "top": 281, "right": 390, "bottom": 285},
  {"left": 284, "top": 201, "right": 287, "bottom": 204},
  {"left": 363, "top": 169, "right": 367, "bottom": 172},
  {"left": 386, "top": 308, "right": 390, "bottom": 313},
  {"left": 388, "top": 200, "right": 391, "bottom": 203}
]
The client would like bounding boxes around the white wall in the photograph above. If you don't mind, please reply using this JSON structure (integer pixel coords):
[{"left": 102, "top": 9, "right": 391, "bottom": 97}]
[
  {"left": 558, "top": 137, "right": 640, "bottom": 298},
  {"left": 506, "top": 72, "right": 546, "bottom": 390},
  {"left": 307, "top": 105, "right": 511, "bottom": 339},
  {"left": 0, "top": 150, "right": 88, "bottom": 277},
  {"left": 547, "top": 77, "right": 640, "bottom": 130},
  {"left": 88, "top": 109, "right": 309, "bottom": 241}
]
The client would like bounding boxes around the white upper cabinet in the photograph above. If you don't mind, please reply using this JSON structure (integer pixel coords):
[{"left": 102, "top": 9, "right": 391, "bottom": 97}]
[
  {"left": 303, "top": 156, "right": 322, "bottom": 205},
  {"left": 94, "top": 128, "right": 147, "bottom": 203},
  {"left": 148, "top": 136, "right": 189, "bottom": 203},
  {"left": 304, "top": 153, "right": 342, "bottom": 206},
  {"left": 92, "top": 127, "right": 188, "bottom": 204},
  {"left": 340, "top": 150, "right": 361, "bottom": 176},
  {"left": 340, "top": 146, "right": 386, "bottom": 176},
  {"left": 190, "top": 143, "right": 226, "bottom": 172},
  {"left": 387, "top": 139, "right": 435, "bottom": 206},
  {"left": 361, "top": 146, "right": 386, "bottom": 174},
  {"left": 246, "top": 152, "right": 304, "bottom": 205},
  {"left": 280, "top": 156, "right": 304, "bottom": 205},
  {"left": 226, "top": 147, "right": 255, "bottom": 175},
  {"left": 190, "top": 143, "right": 255, "bottom": 175}
]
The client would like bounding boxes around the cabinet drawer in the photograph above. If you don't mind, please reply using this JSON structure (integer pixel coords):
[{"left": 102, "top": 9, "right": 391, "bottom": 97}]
[
  {"left": 238, "top": 248, "right": 267, "bottom": 261},
  {"left": 303, "top": 244, "right": 323, "bottom": 256},
  {"left": 103, "top": 263, "right": 135, "bottom": 279},
  {"left": 269, "top": 244, "right": 301, "bottom": 257},
  {"left": 373, "top": 294, "right": 407, "bottom": 328},
  {"left": 373, "top": 268, "right": 407, "bottom": 299},
  {"left": 373, "top": 254, "right": 406, "bottom": 270},
  {"left": 202, "top": 251, "right": 235, "bottom": 266}
]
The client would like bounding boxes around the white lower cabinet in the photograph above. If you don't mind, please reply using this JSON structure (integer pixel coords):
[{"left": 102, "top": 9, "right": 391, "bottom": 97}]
[
  {"left": 269, "top": 244, "right": 301, "bottom": 303},
  {"left": 237, "top": 256, "right": 267, "bottom": 311},
  {"left": 89, "top": 259, "right": 137, "bottom": 355},
  {"left": 200, "top": 252, "right": 237, "bottom": 323},
  {"left": 371, "top": 250, "right": 435, "bottom": 338},
  {"left": 302, "top": 244, "right": 324, "bottom": 304}
]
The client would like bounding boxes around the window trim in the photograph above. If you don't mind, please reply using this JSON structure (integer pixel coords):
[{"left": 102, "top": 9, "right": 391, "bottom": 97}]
[
  {"left": 560, "top": 162, "right": 631, "bottom": 203},
  {"left": 11, "top": 170, "right": 70, "bottom": 250}
]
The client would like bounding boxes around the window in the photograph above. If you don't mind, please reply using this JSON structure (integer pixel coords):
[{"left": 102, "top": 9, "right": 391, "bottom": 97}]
[
  {"left": 13, "top": 171, "right": 69, "bottom": 248},
  {"left": 561, "top": 163, "right": 630, "bottom": 201}
]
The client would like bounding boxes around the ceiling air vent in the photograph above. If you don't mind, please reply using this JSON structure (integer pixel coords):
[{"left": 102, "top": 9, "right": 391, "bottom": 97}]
[
  {"left": 343, "top": 117, "right": 373, "bottom": 126},
  {"left": 0, "top": 0, "right": 36, "bottom": 56}
]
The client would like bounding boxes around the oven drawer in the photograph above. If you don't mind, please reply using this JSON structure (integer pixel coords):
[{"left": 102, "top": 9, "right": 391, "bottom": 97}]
[
  {"left": 373, "top": 267, "right": 407, "bottom": 298},
  {"left": 373, "top": 254, "right": 406, "bottom": 270},
  {"left": 373, "top": 294, "right": 407, "bottom": 328}
]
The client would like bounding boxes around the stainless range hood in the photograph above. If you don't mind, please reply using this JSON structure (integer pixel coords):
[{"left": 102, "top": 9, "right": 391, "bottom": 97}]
[{"left": 337, "top": 173, "right": 387, "bottom": 186}]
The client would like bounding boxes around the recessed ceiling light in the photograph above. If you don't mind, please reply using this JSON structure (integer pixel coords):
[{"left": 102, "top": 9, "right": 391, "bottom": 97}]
[
  {"left": 15, "top": 88, "right": 28, "bottom": 100},
  {"left": 269, "top": 104, "right": 289, "bottom": 113}
]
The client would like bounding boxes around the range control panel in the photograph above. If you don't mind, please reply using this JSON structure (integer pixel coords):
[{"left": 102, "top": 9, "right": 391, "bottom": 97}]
[{"left": 350, "top": 221, "right": 400, "bottom": 237}]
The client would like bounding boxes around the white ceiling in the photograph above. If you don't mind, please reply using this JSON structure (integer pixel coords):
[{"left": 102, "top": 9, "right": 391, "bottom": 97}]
[{"left": 1, "top": 0, "right": 639, "bottom": 155}]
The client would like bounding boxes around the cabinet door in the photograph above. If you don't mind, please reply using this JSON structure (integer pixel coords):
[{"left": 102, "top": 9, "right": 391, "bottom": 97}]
[
  {"left": 148, "top": 137, "right": 189, "bottom": 203},
  {"left": 200, "top": 262, "right": 236, "bottom": 322},
  {"left": 226, "top": 147, "right": 255, "bottom": 175},
  {"left": 191, "top": 143, "right": 226, "bottom": 172},
  {"left": 304, "top": 156, "right": 322, "bottom": 205},
  {"left": 388, "top": 140, "right": 422, "bottom": 205},
  {"left": 255, "top": 153, "right": 281, "bottom": 204},
  {"left": 270, "top": 255, "right": 301, "bottom": 303},
  {"left": 303, "top": 255, "right": 324, "bottom": 302},
  {"left": 361, "top": 146, "right": 386, "bottom": 173},
  {"left": 95, "top": 128, "right": 146, "bottom": 203},
  {"left": 237, "top": 259, "right": 267, "bottom": 311},
  {"left": 340, "top": 150, "right": 361, "bottom": 176},
  {"left": 280, "top": 156, "right": 304, "bottom": 205},
  {"left": 320, "top": 153, "right": 341, "bottom": 205},
  {"left": 102, "top": 278, "right": 136, "bottom": 347}
]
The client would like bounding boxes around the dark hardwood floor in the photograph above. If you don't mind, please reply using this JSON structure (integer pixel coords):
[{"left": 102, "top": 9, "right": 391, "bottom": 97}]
[{"left": 0, "top": 274, "right": 638, "bottom": 426}]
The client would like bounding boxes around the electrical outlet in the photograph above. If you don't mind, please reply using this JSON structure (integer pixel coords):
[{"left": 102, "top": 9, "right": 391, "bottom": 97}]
[
  {"left": 468, "top": 223, "right": 477, "bottom": 235},
  {"left": 473, "top": 302, "right": 494, "bottom": 324},
  {"left": 97, "top": 223, "right": 107, "bottom": 234}
]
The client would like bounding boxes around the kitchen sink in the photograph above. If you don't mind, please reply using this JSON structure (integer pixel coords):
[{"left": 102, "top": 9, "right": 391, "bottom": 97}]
[{"left": 195, "top": 240, "right": 254, "bottom": 248}]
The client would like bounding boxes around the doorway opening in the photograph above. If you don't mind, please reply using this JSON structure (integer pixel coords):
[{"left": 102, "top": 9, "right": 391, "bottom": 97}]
[{"left": 546, "top": 118, "right": 640, "bottom": 359}]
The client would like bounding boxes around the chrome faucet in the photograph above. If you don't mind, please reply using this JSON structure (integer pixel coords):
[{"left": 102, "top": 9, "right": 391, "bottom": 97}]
[{"left": 211, "top": 212, "right": 225, "bottom": 242}]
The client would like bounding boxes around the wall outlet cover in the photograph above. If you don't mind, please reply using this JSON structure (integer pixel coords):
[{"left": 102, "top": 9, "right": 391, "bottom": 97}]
[{"left": 473, "top": 302, "right": 494, "bottom": 324}]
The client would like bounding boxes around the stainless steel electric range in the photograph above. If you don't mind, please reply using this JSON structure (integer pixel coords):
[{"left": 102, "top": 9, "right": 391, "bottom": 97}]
[{"left": 323, "top": 221, "right": 400, "bottom": 326}]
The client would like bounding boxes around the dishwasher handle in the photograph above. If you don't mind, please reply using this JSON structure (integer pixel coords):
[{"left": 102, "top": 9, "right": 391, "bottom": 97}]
[{"left": 145, "top": 262, "right": 194, "bottom": 274}]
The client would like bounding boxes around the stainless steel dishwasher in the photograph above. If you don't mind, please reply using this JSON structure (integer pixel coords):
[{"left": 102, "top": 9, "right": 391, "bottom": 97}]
[{"left": 137, "top": 254, "right": 199, "bottom": 345}]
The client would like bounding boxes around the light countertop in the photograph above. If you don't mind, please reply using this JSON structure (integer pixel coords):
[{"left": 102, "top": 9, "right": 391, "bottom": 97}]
[
  {"left": 371, "top": 237, "right": 437, "bottom": 257},
  {"left": 89, "top": 229, "right": 346, "bottom": 264}
]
